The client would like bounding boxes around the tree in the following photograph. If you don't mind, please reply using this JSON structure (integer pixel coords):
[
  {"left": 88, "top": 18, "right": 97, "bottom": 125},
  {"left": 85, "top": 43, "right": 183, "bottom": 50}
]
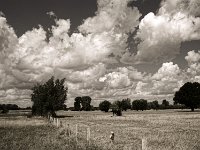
[
  {"left": 173, "top": 82, "right": 200, "bottom": 111},
  {"left": 0, "top": 104, "right": 19, "bottom": 110},
  {"left": 111, "top": 100, "right": 122, "bottom": 116},
  {"left": 81, "top": 96, "right": 92, "bottom": 111},
  {"left": 161, "top": 99, "right": 169, "bottom": 109},
  {"left": 31, "top": 76, "right": 68, "bottom": 117},
  {"left": 148, "top": 100, "right": 159, "bottom": 110},
  {"left": 132, "top": 99, "right": 147, "bottom": 111},
  {"left": 99, "top": 100, "right": 111, "bottom": 112},
  {"left": 0, "top": 104, "right": 9, "bottom": 114},
  {"left": 74, "top": 97, "right": 81, "bottom": 111},
  {"left": 121, "top": 98, "right": 131, "bottom": 111}
]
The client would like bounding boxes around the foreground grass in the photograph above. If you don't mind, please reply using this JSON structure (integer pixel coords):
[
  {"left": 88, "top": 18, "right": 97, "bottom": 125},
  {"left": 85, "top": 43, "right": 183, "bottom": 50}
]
[
  {"left": 0, "top": 112, "right": 100, "bottom": 150},
  {"left": 1, "top": 110, "right": 200, "bottom": 150},
  {"left": 57, "top": 109, "right": 200, "bottom": 150}
]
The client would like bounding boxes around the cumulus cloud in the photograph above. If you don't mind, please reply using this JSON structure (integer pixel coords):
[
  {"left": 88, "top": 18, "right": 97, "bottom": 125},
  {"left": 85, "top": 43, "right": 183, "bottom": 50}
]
[
  {"left": 122, "top": 0, "right": 200, "bottom": 64},
  {"left": 100, "top": 71, "right": 131, "bottom": 89},
  {"left": 151, "top": 62, "right": 183, "bottom": 94},
  {"left": 79, "top": 0, "right": 141, "bottom": 34},
  {"left": 185, "top": 50, "right": 200, "bottom": 82},
  {"left": 1, "top": 0, "right": 200, "bottom": 107},
  {"left": 0, "top": 4, "right": 140, "bottom": 106},
  {"left": 134, "top": 62, "right": 183, "bottom": 96}
]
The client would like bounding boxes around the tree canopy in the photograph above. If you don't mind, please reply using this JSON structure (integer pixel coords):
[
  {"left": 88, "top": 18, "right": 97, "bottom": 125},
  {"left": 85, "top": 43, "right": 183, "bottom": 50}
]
[
  {"left": 31, "top": 76, "right": 68, "bottom": 116},
  {"left": 132, "top": 99, "right": 147, "bottom": 111},
  {"left": 73, "top": 96, "right": 92, "bottom": 111},
  {"left": 173, "top": 82, "right": 200, "bottom": 111},
  {"left": 121, "top": 98, "right": 131, "bottom": 111},
  {"left": 81, "top": 96, "right": 92, "bottom": 111},
  {"left": 99, "top": 100, "right": 111, "bottom": 112},
  {"left": 111, "top": 100, "right": 123, "bottom": 116},
  {"left": 74, "top": 97, "right": 82, "bottom": 111},
  {"left": 148, "top": 100, "right": 159, "bottom": 110}
]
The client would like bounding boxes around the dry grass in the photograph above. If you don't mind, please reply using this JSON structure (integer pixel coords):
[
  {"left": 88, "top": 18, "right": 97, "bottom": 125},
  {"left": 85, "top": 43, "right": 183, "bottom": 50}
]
[
  {"left": 0, "top": 110, "right": 100, "bottom": 150},
  {"left": 57, "top": 109, "right": 200, "bottom": 150},
  {"left": 1, "top": 110, "right": 200, "bottom": 150}
]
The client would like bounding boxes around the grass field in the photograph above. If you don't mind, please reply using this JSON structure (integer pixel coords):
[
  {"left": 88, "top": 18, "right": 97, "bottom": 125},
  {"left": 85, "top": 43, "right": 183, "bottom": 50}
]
[
  {"left": 1, "top": 109, "right": 200, "bottom": 150},
  {"left": 0, "top": 110, "right": 98, "bottom": 150}
]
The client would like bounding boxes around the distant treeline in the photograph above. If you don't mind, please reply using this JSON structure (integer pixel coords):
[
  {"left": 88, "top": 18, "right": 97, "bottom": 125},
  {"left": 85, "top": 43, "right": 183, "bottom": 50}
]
[
  {"left": 0, "top": 104, "right": 19, "bottom": 114},
  {"left": 0, "top": 104, "right": 19, "bottom": 110},
  {"left": 69, "top": 98, "right": 187, "bottom": 112}
]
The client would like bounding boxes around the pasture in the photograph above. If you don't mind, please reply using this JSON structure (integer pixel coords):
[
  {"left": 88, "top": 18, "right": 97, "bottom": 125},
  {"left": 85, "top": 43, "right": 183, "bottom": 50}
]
[{"left": 1, "top": 110, "right": 200, "bottom": 150}]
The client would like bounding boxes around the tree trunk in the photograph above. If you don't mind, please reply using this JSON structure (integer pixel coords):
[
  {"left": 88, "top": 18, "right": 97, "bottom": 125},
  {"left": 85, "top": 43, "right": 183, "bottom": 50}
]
[{"left": 191, "top": 107, "right": 194, "bottom": 112}]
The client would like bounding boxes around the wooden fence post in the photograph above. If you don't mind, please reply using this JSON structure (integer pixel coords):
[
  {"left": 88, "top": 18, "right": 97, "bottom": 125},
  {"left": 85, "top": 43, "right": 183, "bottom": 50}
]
[
  {"left": 75, "top": 124, "right": 78, "bottom": 143},
  {"left": 67, "top": 124, "right": 70, "bottom": 145},
  {"left": 87, "top": 127, "right": 90, "bottom": 146},
  {"left": 68, "top": 124, "right": 70, "bottom": 136},
  {"left": 142, "top": 138, "right": 147, "bottom": 150},
  {"left": 56, "top": 118, "right": 59, "bottom": 127},
  {"left": 53, "top": 118, "right": 55, "bottom": 125}
]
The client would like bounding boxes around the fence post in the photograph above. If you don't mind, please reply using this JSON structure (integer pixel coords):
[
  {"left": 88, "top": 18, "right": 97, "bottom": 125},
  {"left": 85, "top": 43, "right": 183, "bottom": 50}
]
[
  {"left": 56, "top": 118, "right": 59, "bottom": 127},
  {"left": 68, "top": 124, "right": 70, "bottom": 136},
  {"left": 87, "top": 127, "right": 90, "bottom": 146},
  {"left": 53, "top": 118, "right": 56, "bottom": 125},
  {"left": 67, "top": 124, "right": 70, "bottom": 145},
  {"left": 75, "top": 124, "right": 78, "bottom": 143},
  {"left": 142, "top": 138, "right": 147, "bottom": 150},
  {"left": 60, "top": 120, "right": 63, "bottom": 128}
]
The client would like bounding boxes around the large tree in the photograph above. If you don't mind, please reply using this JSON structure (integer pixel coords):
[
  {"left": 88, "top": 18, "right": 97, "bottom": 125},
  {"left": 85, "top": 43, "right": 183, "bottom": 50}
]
[
  {"left": 173, "top": 82, "right": 200, "bottom": 111},
  {"left": 99, "top": 100, "right": 111, "bottom": 112},
  {"left": 31, "top": 76, "right": 68, "bottom": 117}
]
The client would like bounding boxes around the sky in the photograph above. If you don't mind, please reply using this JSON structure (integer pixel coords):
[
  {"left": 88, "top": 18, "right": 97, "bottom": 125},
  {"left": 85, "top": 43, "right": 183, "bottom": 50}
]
[{"left": 0, "top": 0, "right": 200, "bottom": 107}]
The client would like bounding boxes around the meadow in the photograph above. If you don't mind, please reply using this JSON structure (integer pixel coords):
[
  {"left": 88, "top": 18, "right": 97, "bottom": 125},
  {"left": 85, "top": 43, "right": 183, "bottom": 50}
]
[{"left": 1, "top": 109, "right": 200, "bottom": 150}]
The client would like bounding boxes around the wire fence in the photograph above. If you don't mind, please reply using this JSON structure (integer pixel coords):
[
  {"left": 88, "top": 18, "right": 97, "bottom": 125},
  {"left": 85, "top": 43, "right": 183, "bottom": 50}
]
[{"left": 48, "top": 115, "right": 147, "bottom": 150}]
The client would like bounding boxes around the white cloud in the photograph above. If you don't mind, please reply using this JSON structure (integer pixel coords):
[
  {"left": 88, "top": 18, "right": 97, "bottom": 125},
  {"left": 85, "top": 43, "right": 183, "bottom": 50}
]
[
  {"left": 185, "top": 50, "right": 200, "bottom": 82},
  {"left": 1, "top": 0, "right": 200, "bottom": 107},
  {"left": 185, "top": 50, "right": 200, "bottom": 64},
  {"left": 100, "top": 71, "right": 131, "bottom": 89},
  {"left": 152, "top": 62, "right": 180, "bottom": 81},
  {"left": 122, "top": 0, "right": 200, "bottom": 64},
  {"left": 79, "top": 0, "right": 141, "bottom": 34},
  {"left": 134, "top": 62, "right": 183, "bottom": 96},
  {"left": 151, "top": 62, "right": 183, "bottom": 94}
]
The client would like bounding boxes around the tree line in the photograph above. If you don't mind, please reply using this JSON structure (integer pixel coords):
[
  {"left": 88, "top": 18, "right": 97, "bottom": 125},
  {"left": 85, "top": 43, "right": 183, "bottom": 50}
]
[
  {"left": 29, "top": 76, "right": 200, "bottom": 117},
  {"left": 98, "top": 99, "right": 185, "bottom": 113},
  {"left": 0, "top": 104, "right": 19, "bottom": 114}
]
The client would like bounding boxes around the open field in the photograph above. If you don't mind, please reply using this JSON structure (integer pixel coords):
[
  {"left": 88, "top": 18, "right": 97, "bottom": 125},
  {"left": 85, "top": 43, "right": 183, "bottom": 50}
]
[
  {"left": 1, "top": 110, "right": 200, "bottom": 150},
  {"left": 57, "top": 110, "right": 200, "bottom": 150},
  {"left": 0, "top": 110, "right": 98, "bottom": 150}
]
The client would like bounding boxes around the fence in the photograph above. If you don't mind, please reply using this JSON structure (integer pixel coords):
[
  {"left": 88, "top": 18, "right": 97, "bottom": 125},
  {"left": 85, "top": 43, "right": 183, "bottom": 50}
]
[
  {"left": 48, "top": 115, "right": 91, "bottom": 147},
  {"left": 47, "top": 115, "right": 148, "bottom": 150}
]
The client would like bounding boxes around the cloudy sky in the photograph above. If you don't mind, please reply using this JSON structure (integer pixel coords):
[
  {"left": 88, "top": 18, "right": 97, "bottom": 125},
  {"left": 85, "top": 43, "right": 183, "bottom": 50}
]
[{"left": 0, "top": 0, "right": 200, "bottom": 107}]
